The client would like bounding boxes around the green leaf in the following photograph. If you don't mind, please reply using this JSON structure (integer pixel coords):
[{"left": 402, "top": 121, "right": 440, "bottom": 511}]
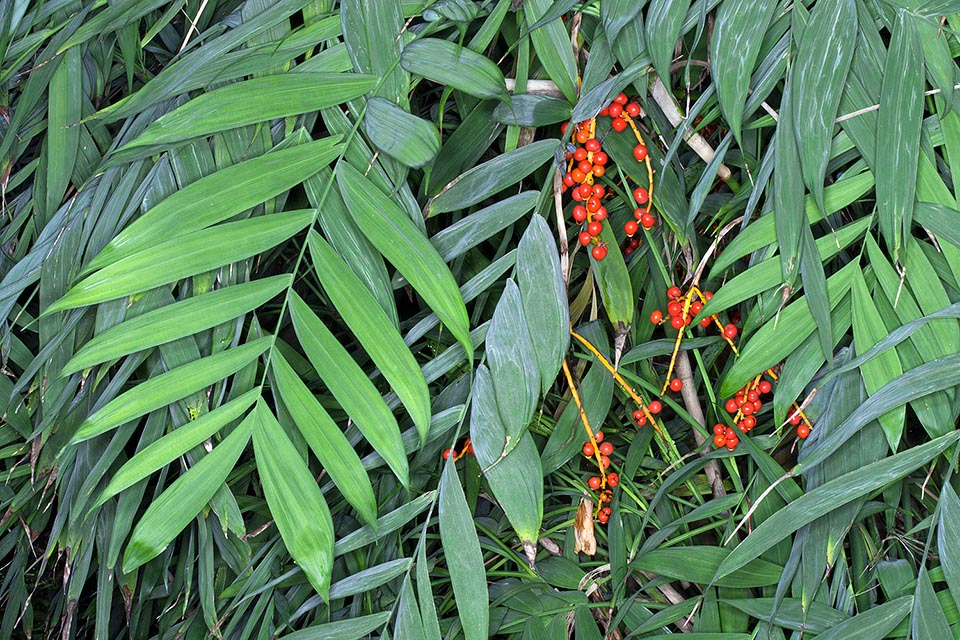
[
  {"left": 439, "top": 459, "right": 489, "bottom": 640},
  {"left": 394, "top": 575, "right": 425, "bottom": 638},
  {"left": 800, "top": 224, "right": 832, "bottom": 360},
  {"left": 876, "top": 10, "right": 923, "bottom": 264},
  {"left": 364, "top": 96, "right": 440, "bottom": 168},
  {"left": 431, "top": 192, "right": 539, "bottom": 262},
  {"left": 791, "top": 0, "right": 856, "bottom": 213},
  {"left": 289, "top": 292, "right": 409, "bottom": 486},
  {"left": 646, "top": 0, "right": 692, "bottom": 84},
  {"left": 45, "top": 48, "right": 81, "bottom": 220},
  {"left": 938, "top": 484, "right": 960, "bottom": 614},
  {"left": 773, "top": 82, "right": 804, "bottom": 286},
  {"left": 913, "top": 567, "right": 953, "bottom": 638},
  {"left": 120, "top": 74, "right": 377, "bottom": 149},
  {"left": 591, "top": 223, "right": 634, "bottom": 329},
  {"left": 271, "top": 352, "right": 378, "bottom": 528},
  {"left": 709, "top": 0, "right": 777, "bottom": 144},
  {"left": 62, "top": 275, "right": 291, "bottom": 375},
  {"left": 814, "top": 596, "right": 913, "bottom": 640},
  {"left": 341, "top": 0, "right": 408, "bottom": 104},
  {"left": 517, "top": 215, "right": 570, "bottom": 394},
  {"left": 469, "top": 365, "right": 507, "bottom": 464},
  {"left": 714, "top": 430, "right": 960, "bottom": 580},
  {"left": 482, "top": 430, "right": 543, "bottom": 545},
  {"left": 121, "top": 414, "right": 253, "bottom": 573},
  {"left": 278, "top": 612, "right": 392, "bottom": 640},
  {"left": 307, "top": 232, "right": 431, "bottom": 443},
  {"left": 71, "top": 337, "right": 272, "bottom": 445},
  {"left": 492, "top": 95, "right": 572, "bottom": 126},
  {"left": 400, "top": 38, "right": 508, "bottom": 102},
  {"left": 93, "top": 389, "right": 259, "bottom": 509},
  {"left": 337, "top": 162, "right": 472, "bottom": 362},
  {"left": 486, "top": 280, "right": 540, "bottom": 448},
  {"left": 521, "top": 0, "right": 579, "bottom": 102},
  {"left": 632, "top": 546, "right": 782, "bottom": 588},
  {"left": 721, "top": 262, "right": 857, "bottom": 395},
  {"left": 87, "top": 138, "right": 341, "bottom": 272},
  {"left": 47, "top": 211, "right": 314, "bottom": 314},
  {"left": 851, "top": 272, "right": 904, "bottom": 451},
  {"left": 252, "top": 401, "right": 335, "bottom": 599},
  {"left": 429, "top": 138, "right": 558, "bottom": 214}
]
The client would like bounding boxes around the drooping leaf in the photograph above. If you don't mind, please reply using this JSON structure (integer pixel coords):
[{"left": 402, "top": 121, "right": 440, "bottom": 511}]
[
  {"left": 121, "top": 414, "right": 253, "bottom": 573},
  {"left": 400, "top": 38, "right": 508, "bottom": 102},
  {"left": 521, "top": 0, "right": 579, "bottom": 102},
  {"left": 252, "top": 401, "right": 335, "bottom": 599},
  {"left": 364, "top": 96, "right": 440, "bottom": 168},
  {"left": 337, "top": 161, "right": 472, "bottom": 362}
]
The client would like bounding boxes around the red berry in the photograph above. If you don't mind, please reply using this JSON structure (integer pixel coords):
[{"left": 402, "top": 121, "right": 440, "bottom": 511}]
[
  {"left": 747, "top": 391, "right": 759, "bottom": 403},
  {"left": 611, "top": 117, "right": 627, "bottom": 132},
  {"left": 571, "top": 168, "right": 586, "bottom": 183},
  {"left": 713, "top": 424, "right": 725, "bottom": 435},
  {"left": 599, "top": 442, "right": 614, "bottom": 456},
  {"left": 598, "top": 107, "right": 609, "bottom": 117},
  {"left": 599, "top": 455, "right": 611, "bottom": 469},
  {"left": 608, "top": 103, "right": 623, "bottom": 118},
  {"left": 741, "top": 402, "right": 755, "bottom": 416},
  {"left": 591, "top": 245, "right": 607, "bottom": 260},
  {"left": 634, "top": 187, "right": 649, "bottom": 204},
  {"left": 624, "top": 220, "right": 639, "bottom": 236},
  {"left": 789, "top": 413, "right": 802, "bottom": 425},
  {"left": 699, "top": 316, "right": 712, "bottom": 327},
  {"left": 572, "top": 205, "right": 587, "bottom": 222},
  {"left": 640, "top": 213, "right": 655, "bottom": 229},
  {"left": 670, "top": 316, "right": 684, "bottom": 329},
  {"left": 614, "top": 92, "right": 628, "bottom": 104},
  {"left": 633, "top": 410, "right": 644, "bottom": 422},
  {"left": 758, "top": 380, "right": 772, "bottom": 394},
  {"left": 723, "top": 324, "right": 738, "bottom": 339},
  {"left": 563, "top": 172, "right": 575, "bottom": 187},
  {"left": 650, "top": 310, "right": 663, "bottom": 324},
  {"left": 667, "top": 285, "right": 682, "bottom": 299},
  {"left": 592, "top": 151, "right": 608, "bottom": 165},
  {"left": 797, "top": 424, "right": 811, "bottom": 438},
  {"left": 633, "top": 144, "right": 648, "bottom": 162},
  {"left": 591, "top": 164, "right": 605, "bottom": 177},
  {"left": 592, "top": 185, "right": 605, "bottom": 198},
  {"left": 561, "top": 122, "right": 569, "bottom": 134},
  {"left": 647, "top": 400, "right": 662, "bottom": 414},
  {"left": 585, "top": 138, "right": 601, "bottom": 152},
  {"left": 587, "top": 221, "right": 603, "bottom": 236},
  {"left": 634, "top": 412, "right": 647, "bottom": 426},
  {"left": 583, "top": 442, "right": 595, "bottom": 457},
  {"left": 725, "top": 398, "right": 739, "bottom": 413},
  {"left": 726, "top": 437, "right": 739, "bottom": 450},
  {"left": 578, "top": 231, "right": 592, "bottom": 246},
  {"left": 703, "top": 291, "right": 714, "bottom": 300},
  {"left": 578, "top": 159, "right": 593, "bottom": 175},
  {"left": 690, "top": 301, "right": 703, "bottom": 314},
  {"left": 597, "top": 512, "right": 609, "bottom": 524},
  {"left": 713, "top": 434, "right": 726, "bottom": 447},
  {"left": 667, "top": 301, "right": 683, "bottom": 317},
  {"left": 579, "top": 184, "right": 594, "bottom": 200},
  {"left": 588, "top": 476, "right": 602, "bottom": 490},
  {"left": 442, "top": 448, "right": 454, "bottom": 459},
  {"left": 594, "top": 431, "right": 604, "bottom": 443},
  {"left": 742, "top": 416, "right": 756, "bottom": 429},
  {"left": 626, "top": 103, "right": 641, "bottom": 117},
  {"left": 593, "top": 207, "right": 607, "bottom": 221},
  {"left": 669, "top": 378, "right": 682, "bottom": 392},
  {"left": 606, "top": 473, "right": 619, "bottom": 487}
]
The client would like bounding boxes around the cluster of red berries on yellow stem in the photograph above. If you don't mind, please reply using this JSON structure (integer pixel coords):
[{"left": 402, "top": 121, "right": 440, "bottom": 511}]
[
  {"left": 649, "top": 285, "right": 737, "bottom": 341},
  {"left": 714, "top": 369, "right": 813, "bottom": 450},
  {"left": 559, "top": 92, "right": 656, "bottom": 261},
  {"left": 580, "top": 429, "right": 620, "bottom": 524}
]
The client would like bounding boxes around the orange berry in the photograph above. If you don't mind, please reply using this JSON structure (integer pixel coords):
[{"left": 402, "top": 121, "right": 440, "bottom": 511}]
[
  {"left": 607, "top": 473, "right": 619, "bottom": 487},
  {"left": 611, "top": 117, "right": 627, "bottom": 132},
  {"left": 640, "top": 213, "right": 655, "bottom": 229},
  {"left": 592, "top": 151, "right": 608, "bottom": 165},
  {"left": 670, "top": 316, "right": 684, "bottom": 329},
  {"left": 633, "top": 144, "right": 648, "bottom": 162},
  {"left": 669, "top": 378, "right": 683, "bottom": 392},
  {"left": 582, "top": 442, "right": 595, "bottom": 457},
  {"left": 599, "top": 442, "right": 614, "bottom": 456},
  {"left": 713, "top": 434, "right": 726, "bottom": 447},
  {"left": 797, "top": 424, "right": 810, "bottom": 438},
  {"left": 594, "top": 431, "right": 604, "bottom": 443},
  {"left": 634, "top": 187, "right": 650, "bottom": 204},
  {"left": 588, "top": 476, "right": 602, "bottom": 490},
  {"left": 650, "top": 310, "right": 663, "bottom": 324},
  {"left": 585, "top": 138, "right": 601, "bottom": 152},
  {"left": 647, "top": 400, "right": 662, "bottom": 414},
  {"left": 599, "top": 455, "right": 611, "bottom": 469},
  {"left": 713, "top": 423, "right": 725, "bottom": 435}
]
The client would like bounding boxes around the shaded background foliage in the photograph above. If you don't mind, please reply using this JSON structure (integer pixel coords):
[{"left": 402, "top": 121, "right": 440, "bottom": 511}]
[{"left": 2, "top": 0, "right": 960, "bottom": 639}]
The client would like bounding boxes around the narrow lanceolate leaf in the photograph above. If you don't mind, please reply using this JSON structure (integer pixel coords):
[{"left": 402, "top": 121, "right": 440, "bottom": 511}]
[
  {"left": 120, "top": 74, "right": 377, "bottom": 149},
  {"left": 469, "top": 365, "right": 507, "bottom": 465},
  {"left": 429, "top": 139, "right": 558, "bottom": 215},
  {"left": 486, "top": 280, "right": 540, "bottom": 449},
  {"left": 439, "top": 460, "right": 489, "bottom": 640},
  {"left": 88, "top": 138, "right": 341, "bottom": 271},
  {"left": 710, "top": 0, "right": 777, "bottom": 144},
  {"left": 431, "top": 192, "right": 539, "bottom": 262},
  {"left": 591, "top": 224, "right": 634, "bottom": 329},
  {"left": 814, "top": 596, "right": 913, "bottom": 640},
  {"left": 791, "top": 0, "right": 856, "bottom": 213},
  {"left": 71, "top": 337, "right": 272, "bottom": 445},
  {"left": 851, "top": 273, "right": 904, "bottom": 451},
  {"left": 47, "top": 212, "right": 313, "bottom": 314},
  {"left": 521, "top": 0, "right": 579, "bottom": 102},
  {"left": 94, "top": 389, "right": 259, "bottom": 509},
  {"left": 45, "top": 47, "right": 81, "bottom": 219},
  {"left": 364, "top": 97, "right": 440, "bottom": 168},
  {"left": 938, "top": 484, "right": 960, "bottom": 614},
  {"left": 394, "top": 575, "right": 425, "bottom": 638},
  {"left": 516, "top": 215, "right": 570, "bottom": 394},
  {"left": 308, "top": 232, "right": 431, "bottom": 443},
  {"left": 62, "top": 276, "right": 291, "bottom": 375},
  {"left": 800, "top": 225, "right": 832, "bottom": 360},
  {"left": 252, "top": 402, "right": 335, "bottom": 599},
  {"left": 337, "top": 162, "right": 472, "bottom": 362},
  {"left": 774, "top": 82, "right": 805, "bottom": 286},
  {"left": 876, "top": 10, "right": 923, "bottom": 264},
  {"left": 913, "top": 568, "right": 953, "bottom": 638},
  {"left": 121, "top": 414, "right": 253, "bottom": 573},
  {"left": 713, "top": 431, "right": 960, "bottom": 580},
  {"left": 797, "top": 352, "right": 960, "bottom": 472},
  {"left": 289, "top": 292, "right": 409, "bottom": 486},
  {"left": 272, "top": 353, "right": 378, "bottom": 528},
  {"left": 278, "top": 612, "right": 393, "bottom": 640},
  {"left": 341, "top": 0, "right": 408, "bottom": 104},
  {"left": 400, "top": 38, "right": 508, "bottom": 102},
  {"left": 646, "top": 0, "right": 692, "bottom": 83}
]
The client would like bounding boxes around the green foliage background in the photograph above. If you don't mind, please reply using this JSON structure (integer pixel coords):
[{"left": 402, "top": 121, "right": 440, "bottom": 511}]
[{"left": 2, "top": 0, "right": 960, "bottom": 638}]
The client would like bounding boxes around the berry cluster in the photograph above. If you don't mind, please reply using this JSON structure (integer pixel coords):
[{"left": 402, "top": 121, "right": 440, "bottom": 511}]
[
  {"left": 714, "top": 370, "right": 813, "bottom": 450},
  {"left": 559, "top": 92, "right": 656, "bottom": 261},
  {"left": 580, "top": 430, "right": 621, "bottom": 524},
  {"left": 649, "top": 285, "right": 736, "bottom": 339},
  {"left": 442, "top": 439, "right": 474, "bottom": 461}
]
